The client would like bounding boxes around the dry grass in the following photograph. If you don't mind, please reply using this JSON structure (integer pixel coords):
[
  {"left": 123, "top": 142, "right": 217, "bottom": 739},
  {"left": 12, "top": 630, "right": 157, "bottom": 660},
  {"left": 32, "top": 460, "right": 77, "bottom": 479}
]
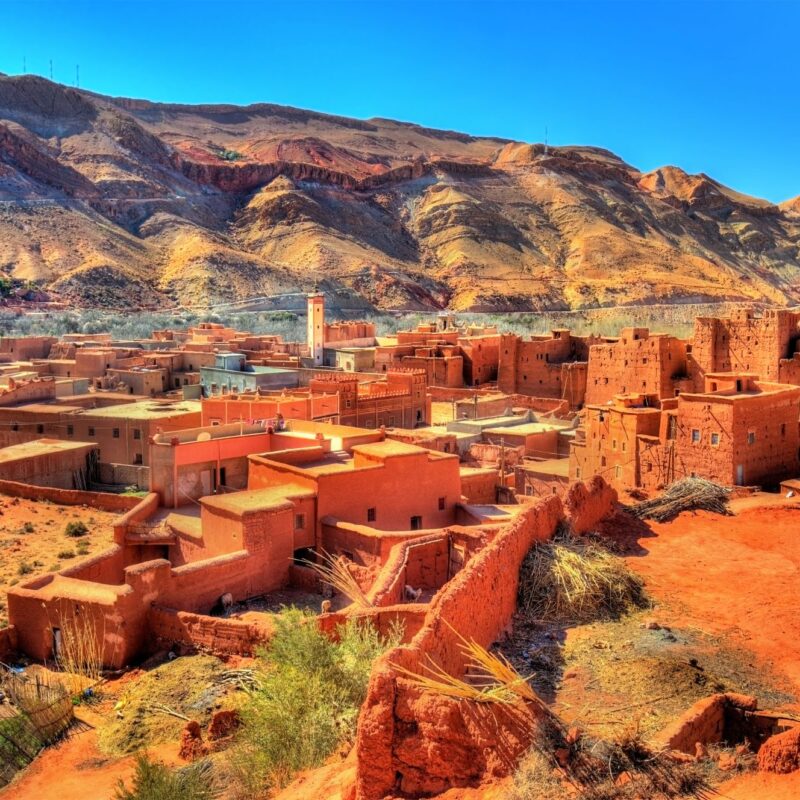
[
  {"left": 54, "top": 611, "right": 106, "bottom": 695},
  {"left": 302, "top": 551, "right": 372, "bottom": 608},
  {"left": 394, "top": 623, "right": 542, "bottom": 707},
  {"left": 517, "top": 534, "right": 646, "bottom": 622}
]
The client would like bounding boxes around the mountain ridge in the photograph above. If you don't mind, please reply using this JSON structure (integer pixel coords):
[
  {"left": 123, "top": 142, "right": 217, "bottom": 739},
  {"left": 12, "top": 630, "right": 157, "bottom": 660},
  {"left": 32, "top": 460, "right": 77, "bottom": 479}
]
[{"left": 0, "top": 73, "right": 798, "bottom": 311}]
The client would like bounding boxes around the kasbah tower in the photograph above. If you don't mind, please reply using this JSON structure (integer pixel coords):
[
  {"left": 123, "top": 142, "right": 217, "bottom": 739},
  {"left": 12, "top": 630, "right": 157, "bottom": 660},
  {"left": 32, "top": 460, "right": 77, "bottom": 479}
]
[{"left": 307, "top": 290, "right": 325, "bottom": 366}]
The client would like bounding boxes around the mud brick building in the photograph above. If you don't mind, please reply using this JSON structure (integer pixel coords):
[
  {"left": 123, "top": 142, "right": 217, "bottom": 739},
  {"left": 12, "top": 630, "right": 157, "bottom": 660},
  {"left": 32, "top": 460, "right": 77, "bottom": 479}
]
[
  {"left": 201, "top": 390, "right": 340, "bottom": 426},
  {"left": 497, "top": 330, "right": 595, "bottom": 409},
  {"left": 309, "top": 369, "right": 430, "bottom": 428},
  {"left": 584, "top": 328, "right": 691, "bottom": 406},
  {"left": 0, "top": 438, "right": 98, "bottom": 489},
  {"left": 690, "top": 308, "right": 800, "bottom": 387},
  {"left": 571, "top": 374, "right": 800, "bottom": 490}
]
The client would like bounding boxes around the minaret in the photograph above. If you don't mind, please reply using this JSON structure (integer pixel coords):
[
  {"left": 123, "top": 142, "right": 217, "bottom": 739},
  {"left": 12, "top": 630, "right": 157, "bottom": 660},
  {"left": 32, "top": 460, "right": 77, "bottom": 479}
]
[{"left": 307, "top": 291, "right": 324, "bottom": 366}]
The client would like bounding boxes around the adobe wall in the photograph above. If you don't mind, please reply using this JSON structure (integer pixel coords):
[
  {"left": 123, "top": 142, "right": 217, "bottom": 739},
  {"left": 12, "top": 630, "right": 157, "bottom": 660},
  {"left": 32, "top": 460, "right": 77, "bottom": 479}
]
[
  {"left": 0, "top": 625, "right": 18, "bottom": 660},
  {"left": 354, "top": 495, "right": 564, "bottom": 799},
  {"left": 460, "top": 468, "right": 497, "bottom": 504},
  {"left": 652, "top": 693, "right": 758, "bottom": 754},
  {"left": 148, "top": 606, "right": 272, "bottom": 657},
  {"left": 0, "top": 480, "right": 140, "bottom": 512},
  {"left": 563, "top": 475, "right": 618, "bottom": 535},
  {"left": 585, "top": 331, "right": 688, "bottom": 405}
]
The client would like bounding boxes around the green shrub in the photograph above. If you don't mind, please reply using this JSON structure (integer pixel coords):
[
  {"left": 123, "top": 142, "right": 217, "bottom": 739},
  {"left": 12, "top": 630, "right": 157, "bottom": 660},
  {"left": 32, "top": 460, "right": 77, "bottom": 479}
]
[
  {"left": 58, "top": 549, "right": 76, "bottom": 559},
  {"left": 21, "top": 522, "right": 35, "bottom": 533},
  {"left": 65, "top": 521, "right": 89, "bottom": 538},
  {"left": 233, "top": 609, "right": 401, "bottom": 793},
  {"left": 115, "top": 754, "right": 219, "bottom": 800},
  {"left": 17, "top": 561, "right": 33, "bottom": 576}
]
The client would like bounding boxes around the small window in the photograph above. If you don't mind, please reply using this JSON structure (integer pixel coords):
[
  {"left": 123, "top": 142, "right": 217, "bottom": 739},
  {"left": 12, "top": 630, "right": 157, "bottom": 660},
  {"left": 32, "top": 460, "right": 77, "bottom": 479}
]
[
  {"left": 612, "top": 440, "right": 617, "bottom": 451},
  {"left": 67, "top": 425, "right": 74, "bottom": 437},
  {"left": 410, "top": 515, "right": 423, "bottom": 531},
  {"left": 11, "top": 423, "right": 18, "bottom": 432},
  {"left": 36, "top": 424, "right": 44, "bottom": 434},
  {"left": 438, "top": 497, "right": 445, "bottom": 510},
  {"left": 781, "top": 423, "right": 787, "bottom": 437},
  {"left": 294, "top": 513, "right": 305, "bottom": 530},
  {"left": 133, "top": 453, "right": 143, "bottom": 465},
  {"left": 615, "top": 465, "right": 621, "bottom": 478},
  {"left": 691, "top": 429, "right": 701, "bottom": 443},
  {"left": 748, "top": 431, "right": 756, "bottom": 445},
  {"left": 133, "top": 428, "right": 141, "bottom": 440},
  {"left": 576, "top": 467, "right": 581, "bottom": 479},
  {"left": 367, "top": 507, "right": 376, "bottom": 523},
  {"left": 622, "top": 441, "right": 627, "bottom": 453},
  {"left": 113, "top": 428, "right": 120, "bottom": 439},
  {"left": 88, "top": 426, "right": 95, "bottom": 437}
]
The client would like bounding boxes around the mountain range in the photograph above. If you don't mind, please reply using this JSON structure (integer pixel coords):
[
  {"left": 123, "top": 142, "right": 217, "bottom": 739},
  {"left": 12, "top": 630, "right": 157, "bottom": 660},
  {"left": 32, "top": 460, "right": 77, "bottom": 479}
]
[{"left": 1, "top": 73, "right": 799, "bottom": 311}]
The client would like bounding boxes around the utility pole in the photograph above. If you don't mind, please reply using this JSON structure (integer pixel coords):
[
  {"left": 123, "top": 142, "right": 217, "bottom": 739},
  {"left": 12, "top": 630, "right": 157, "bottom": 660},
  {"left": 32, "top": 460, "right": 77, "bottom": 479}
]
[
  {"left": 75, "top": 64, "right": 80, "bottom": 88},
  {"left": 49, "top": 59, "right": 53, "bottom": 80},
  {"left": 544, "top": 125, "right": 548, "bottom": 156}
]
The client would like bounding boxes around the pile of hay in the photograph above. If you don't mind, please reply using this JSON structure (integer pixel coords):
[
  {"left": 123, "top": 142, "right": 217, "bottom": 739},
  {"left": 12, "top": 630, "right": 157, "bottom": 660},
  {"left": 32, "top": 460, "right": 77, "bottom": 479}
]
[
  {"left": 517, "top": 535, "right": 645, "bottom": 622},
  {"left": 630, "top": 478, "right": 731, "bottom": 523}
]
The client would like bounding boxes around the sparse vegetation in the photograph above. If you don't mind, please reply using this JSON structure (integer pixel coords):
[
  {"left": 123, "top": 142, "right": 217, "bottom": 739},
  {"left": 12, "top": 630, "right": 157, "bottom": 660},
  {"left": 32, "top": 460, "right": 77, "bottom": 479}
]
[
  {"left": 21, "top": 522, "right": 35, "bottom": 534},
  {"left": 518, "top": 533, "right": 646, "bottom": 622},
  {"left": 17, "top": 561, "right": 33, "bottom": 576},
  {"left": 55, "top": 611, "right": 107, "bottom": 694},
  {"left": 57, "top": 549, "right": 75, "bottom": 559},
  {"left": 115, "top": 754, "right": 220, "bottom": 800},
  {"left": 65, "top": 521, "right": 89, "bottom": 538},
  {"left": 231, "top": 609, "right": 401, "bottom": 794}
]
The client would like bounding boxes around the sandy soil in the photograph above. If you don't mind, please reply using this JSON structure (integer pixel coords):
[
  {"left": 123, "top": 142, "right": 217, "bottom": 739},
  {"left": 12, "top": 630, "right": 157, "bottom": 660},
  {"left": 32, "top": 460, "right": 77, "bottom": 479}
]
[
  {"left": 609, "top": 499, "right": 800, "bottom": 694},
  {"left": 0, "top": 495, "right": 118, "bottom": 625},
  {"left": 0, "top": 704, "right": 182, "bottom": 800}
]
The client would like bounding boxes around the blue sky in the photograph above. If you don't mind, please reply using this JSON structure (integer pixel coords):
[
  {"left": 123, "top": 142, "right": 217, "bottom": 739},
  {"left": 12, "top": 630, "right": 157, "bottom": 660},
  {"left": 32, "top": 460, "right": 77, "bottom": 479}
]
[{"left": 2, "top": 0, "right": 798, "bottom": 202}]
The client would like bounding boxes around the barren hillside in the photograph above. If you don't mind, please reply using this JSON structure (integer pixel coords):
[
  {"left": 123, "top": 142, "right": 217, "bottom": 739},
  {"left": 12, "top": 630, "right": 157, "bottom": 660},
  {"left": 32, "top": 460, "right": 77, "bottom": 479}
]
[{"left": 0, "top": 73, "right": 798, "bottom": 310}]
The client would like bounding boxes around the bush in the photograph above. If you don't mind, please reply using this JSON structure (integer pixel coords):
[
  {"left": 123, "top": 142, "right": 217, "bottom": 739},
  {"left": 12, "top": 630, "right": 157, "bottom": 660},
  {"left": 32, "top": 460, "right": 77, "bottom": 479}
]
[
  {"left": 21, "top": 522, "right": 35, "bottom": 534},
  {"left": 17, "top": 561, "right": 33, "bottom": 576},
  {"left": 57, "top": 550, "right": 75, "bottom": 560},
  {"left": 65, "top": 521, "right": 89, "bottom": 538},
  {"left": 76, "top": 541, "right": 90, "bottom": 555},
  {"left": 115, "top": 754, "right": 219, "bottom": 800},
  {"left": 232, "top": 609, "right": 401, "bottom": 793}
]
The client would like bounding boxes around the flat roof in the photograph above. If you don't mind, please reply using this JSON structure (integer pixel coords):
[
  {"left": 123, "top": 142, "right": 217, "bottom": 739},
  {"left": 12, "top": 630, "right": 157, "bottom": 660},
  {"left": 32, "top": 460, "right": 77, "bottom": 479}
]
[
  {"left": 0, "top": 438, "right": 96, "bottom": 462},
  {"left": 482, "top": 423, "right": 560, "bottom": 436},
  {"left": 1, "top": 403, "right": 85, "bottom": 415},
  {"left": 201, "top": 484, "right": 313, "bottom": 515},
  {"left": 519, "top": 458, "right": 570, "bottom": 477},
  {"left": 83, "top": 400, "right": 202, "bottom": 420},
  {"left": 354, "top": 440, "right": 428, "bottom": 458}
]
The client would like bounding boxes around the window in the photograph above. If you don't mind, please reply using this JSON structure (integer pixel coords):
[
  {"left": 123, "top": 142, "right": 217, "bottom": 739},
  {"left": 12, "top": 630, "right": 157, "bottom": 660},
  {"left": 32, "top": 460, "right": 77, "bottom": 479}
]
[
  {"left": 781, "top": 423, "right": 787, "bottom": 437},
  {"left": 133, "top": 428, "right": 141, "bottom": 440},
  {"left": 11, "top": 423, "right": 18, "bottom": 432},
  {"left": 711, "top": 433, "right": 720, "bottom": 446},
  {"left": 66, "top": 425, "right": 73, "bottom": 437},
  {"left": 36, "top": 424, "right": 44, "bottom": 434},
  {"left": 113, "top": 428, "right": 120, "bottom": 439},
  {"left": 615, "top": 465, "right": 621, "bottom": 478},
  {"left": 410, "top": 516, "right": 422, "bottom": 531},
  {"left": 691, "top": 429, "right": 700, "bottom": 443},
  {"left": 133, "top": 453, "right": 143, "bottom": 465},
  {"left": 622, "top": 442, "right": 627, "bottom": 453},
  {"left": 367, "top": 507, "right": 376, "bottom": 522},
  {"left": 88, "top": 426, "right": 95, "bottom": 437},
  {"left": 748, "top": 431, "right": 756, "bottom": 445},
  {"left": 438, "top": 497, "right": 445, "bottom": 510},
  {"left": 294, "top": 513, "right": 306, "bottom": 530},
  {"left": 612, "top": 440, "right": 617, "bottom": 451},
  {"left": 219, "top": 467, "right": 226, "bottom": 487},
  {"left": 600, "top": 456, "right": 607, "bottom": 467},
  {"left": 576, "top": 468, "right": 581, "bottom": 479}
]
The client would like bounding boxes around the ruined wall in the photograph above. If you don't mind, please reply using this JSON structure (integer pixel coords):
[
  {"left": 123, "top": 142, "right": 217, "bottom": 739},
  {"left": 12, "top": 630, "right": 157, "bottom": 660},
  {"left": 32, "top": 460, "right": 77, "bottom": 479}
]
[
  {"left": 563, "top": 475, "right": 618, "bottom": 535},
  {"left": 0, "top": 479, "right": 140, "bottom": 512},
  {"left": 148, "top": 606, "right": 271, "bottom": 657},
  {"left": 354, "top": 495, "right": 564, "bottom": 799},
  {"left": 460, "top": 468, "right": 497, "bottom": 504}
]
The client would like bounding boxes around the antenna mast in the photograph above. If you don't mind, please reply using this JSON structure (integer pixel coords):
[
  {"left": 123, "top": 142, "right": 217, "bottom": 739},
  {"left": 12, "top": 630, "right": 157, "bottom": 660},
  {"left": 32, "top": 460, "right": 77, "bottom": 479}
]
[{"left": 75, "top": 64, "right": 80, "bottom": 88}]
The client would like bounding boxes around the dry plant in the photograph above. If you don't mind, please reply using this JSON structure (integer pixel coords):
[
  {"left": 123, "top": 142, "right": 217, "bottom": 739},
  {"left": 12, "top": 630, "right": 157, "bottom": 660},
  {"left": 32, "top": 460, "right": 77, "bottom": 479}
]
[
  {"left": 518, "top": 534, "right": 645, "bottom": 622},
  {"left": 394, "top": 623, "right": 541, "bottom": 707},
  {"left": 629, "top": 478, "right": 731, "bottom": 522},
  {"left": 301, "top": 550, "right": 372, "bottom": 608},
  {"left": 54, "top": 610, "right": 106, "bottom": 694}
]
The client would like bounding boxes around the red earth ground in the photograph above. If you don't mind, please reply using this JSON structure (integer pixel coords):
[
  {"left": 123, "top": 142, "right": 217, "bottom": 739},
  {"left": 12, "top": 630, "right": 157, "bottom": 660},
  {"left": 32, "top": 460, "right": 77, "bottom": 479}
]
[{"left": 6, "top": 495, "right": 800, "bottom": 799}]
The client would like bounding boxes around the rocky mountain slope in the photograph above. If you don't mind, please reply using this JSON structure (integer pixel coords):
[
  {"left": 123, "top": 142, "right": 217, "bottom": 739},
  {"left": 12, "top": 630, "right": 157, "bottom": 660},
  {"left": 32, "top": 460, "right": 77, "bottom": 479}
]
[{"left": 1, "top": 73, "right": 799, "bottom": 311}]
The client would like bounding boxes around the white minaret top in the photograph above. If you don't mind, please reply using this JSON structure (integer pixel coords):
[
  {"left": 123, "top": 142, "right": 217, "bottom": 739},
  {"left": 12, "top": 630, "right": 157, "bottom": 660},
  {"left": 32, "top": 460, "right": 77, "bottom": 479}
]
[{"left": 307, "top": 291, "right": 325, "bottom": 366}]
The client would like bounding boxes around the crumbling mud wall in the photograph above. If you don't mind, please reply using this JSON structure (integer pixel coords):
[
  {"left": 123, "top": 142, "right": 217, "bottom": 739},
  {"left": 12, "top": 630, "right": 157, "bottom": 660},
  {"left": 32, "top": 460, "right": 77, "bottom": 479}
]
[
  {"left": 354, "top": 495, "right": 564, "bottom": 799},
  {"left": 563, "top": 475, "right": 618, "bottom": 535},
  {"left": 0, "top": 479, "right": 141, "bottom": 512},
  {"left": 148, "top": 606, "right": 272, "bottom": 656}
]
